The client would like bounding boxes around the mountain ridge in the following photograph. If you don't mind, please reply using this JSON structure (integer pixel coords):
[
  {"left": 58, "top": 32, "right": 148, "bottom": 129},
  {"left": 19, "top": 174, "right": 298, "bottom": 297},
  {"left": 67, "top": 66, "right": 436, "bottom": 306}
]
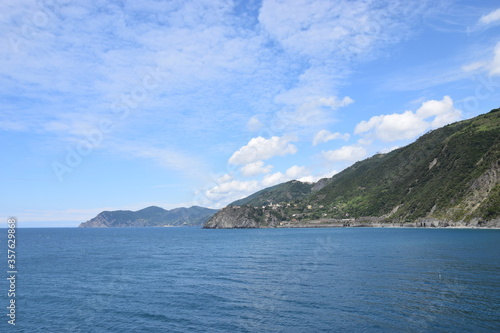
[{"left": 79, "top": 206, "right": 218, "bottom": 227}]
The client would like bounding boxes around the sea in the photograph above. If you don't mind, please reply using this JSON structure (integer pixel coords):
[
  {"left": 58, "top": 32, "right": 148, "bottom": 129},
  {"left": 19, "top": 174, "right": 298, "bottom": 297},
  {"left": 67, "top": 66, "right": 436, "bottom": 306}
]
[{"left": 1, "top": 227, "right": 499, "bottom": 332}]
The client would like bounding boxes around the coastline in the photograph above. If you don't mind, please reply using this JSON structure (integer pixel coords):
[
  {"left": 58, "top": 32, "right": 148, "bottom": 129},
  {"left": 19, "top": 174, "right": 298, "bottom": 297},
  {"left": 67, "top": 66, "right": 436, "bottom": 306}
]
[{"left": 274, "top": 219, "right": 500, "bottom": 229}]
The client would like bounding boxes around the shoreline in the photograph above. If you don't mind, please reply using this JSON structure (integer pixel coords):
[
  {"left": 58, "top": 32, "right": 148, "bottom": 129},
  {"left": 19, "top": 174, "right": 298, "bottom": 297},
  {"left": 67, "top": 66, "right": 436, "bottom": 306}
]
[
  {"left": 275, "top": 220, "right": 500, "bottom": 229},
  {"left": 275, "top": 225, "right": 500, "bottom": 229}
]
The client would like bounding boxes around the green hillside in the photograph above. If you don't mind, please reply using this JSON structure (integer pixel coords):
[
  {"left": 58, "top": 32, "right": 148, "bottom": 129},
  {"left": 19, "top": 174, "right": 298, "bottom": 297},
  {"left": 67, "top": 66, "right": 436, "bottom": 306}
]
[
  {"left": 308, "top": 108, "right": 500, "bottom": 222},
  {"left": 205, "top": 108, "right": 500, "bottom": 228},
  {"left": 230, "top": 180, "right": 316, "bottom": 207},
  {"left": 79, "top": 206, "right": 218, "bottom": 227}
]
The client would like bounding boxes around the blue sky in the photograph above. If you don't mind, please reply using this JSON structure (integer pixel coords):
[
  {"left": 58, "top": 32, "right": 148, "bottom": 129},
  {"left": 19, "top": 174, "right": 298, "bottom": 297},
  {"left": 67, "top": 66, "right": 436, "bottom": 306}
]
[{"left": 1, "top": 0, "right": 500, "bottom": 227}]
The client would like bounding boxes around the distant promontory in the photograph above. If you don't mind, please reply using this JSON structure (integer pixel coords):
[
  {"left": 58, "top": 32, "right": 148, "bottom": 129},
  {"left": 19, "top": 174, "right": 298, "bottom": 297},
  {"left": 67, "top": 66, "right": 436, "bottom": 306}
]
[{"left": 79, "top": 206, "right": 218, "bottom": 227}]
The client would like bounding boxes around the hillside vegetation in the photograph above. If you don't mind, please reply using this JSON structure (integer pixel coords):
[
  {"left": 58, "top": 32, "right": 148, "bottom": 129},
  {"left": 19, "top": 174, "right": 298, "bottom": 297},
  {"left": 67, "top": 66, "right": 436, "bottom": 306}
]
[
  {"left": 80, "top": 206, "right": 218, "bottom": 227},
  {"left": 309, "top": 108, "right": 500, "bottom": 222},
  {"left": 205, "top": 108, "right": 500, "bottom": 228},
  {"left": 230, "top": 180, "right": 317, "bottom": 207}
]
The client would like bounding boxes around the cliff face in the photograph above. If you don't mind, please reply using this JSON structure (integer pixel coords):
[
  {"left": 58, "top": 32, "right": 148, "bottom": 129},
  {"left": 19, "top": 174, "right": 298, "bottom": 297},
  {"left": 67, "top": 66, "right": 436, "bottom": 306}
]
[
  {"left": 203, "top": 206, "right": 280, "bottom": 229},
  {"left": 203, "top": 108, "right": 500, "bottom": 229},
  {"left": 79, "top": 206, "right": 218, "bottom": 227}
]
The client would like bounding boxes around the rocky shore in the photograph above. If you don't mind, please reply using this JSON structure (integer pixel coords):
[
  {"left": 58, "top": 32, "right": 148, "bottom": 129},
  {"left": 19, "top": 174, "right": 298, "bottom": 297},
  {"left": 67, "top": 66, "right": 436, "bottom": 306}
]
[
  {"left": 204, "top": 206, "right": 500, "bottom": 229},
  {"left": 276, "top": 218, "right": 500, "bottom": 229}
]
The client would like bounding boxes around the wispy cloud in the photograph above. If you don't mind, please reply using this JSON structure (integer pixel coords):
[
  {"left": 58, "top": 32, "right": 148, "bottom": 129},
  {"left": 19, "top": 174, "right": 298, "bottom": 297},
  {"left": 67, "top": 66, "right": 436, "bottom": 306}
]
[
  {"left": 479, "top": 8, "right": 500, "bottom": 25},
  {"left": 110, "top": 140, "right": 209, "bottom": 180},
  {"left": 313, "top": 130, "right": 350, "bottom": 146},
  {"left": 6, "top": 0, "right": 491, "bottom": 217},
  {"left": 0, "top": 0, "right": 432, "bottom": 152}
]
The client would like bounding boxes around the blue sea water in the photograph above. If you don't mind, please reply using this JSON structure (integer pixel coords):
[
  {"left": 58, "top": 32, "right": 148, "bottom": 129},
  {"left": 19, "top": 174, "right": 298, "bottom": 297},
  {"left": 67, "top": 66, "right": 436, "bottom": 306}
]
[{"left": 1, "top": 227, "right": 499, "bottom": 332}]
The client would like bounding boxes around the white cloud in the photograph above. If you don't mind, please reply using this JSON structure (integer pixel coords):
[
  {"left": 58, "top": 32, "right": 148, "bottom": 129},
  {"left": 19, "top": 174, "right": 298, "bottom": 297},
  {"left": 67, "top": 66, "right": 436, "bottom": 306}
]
[
  {"left": 285, "top": 165, "right": 309, "bottom": 179},
  {"left": 228, "top": 136, "right": 297, "bottom": 165},
  {"left": 355, "top": 96, "right": 461, "bottom": 142},
  {"left": 113, "top": 141, "right": 207, "bottom": 179},
  {"left": 207, "top": 179, "right": 260, "bottom": 195},
  {"left": 479, "top": 8, "right": 500, "bottom": 25},
  {"left": 247, "top": 116, "right": 264, "bottom": 131},
  {"left": 257, "top": 0, "right": 425, "bottom": 133},
  {"left": 0, "top": 0, "right": 275, "bottom": 154},
  {"left": 357, "top": 138, "right": 373, "bottom": 146},
  {"left": 258, "top": 0, "right": 422, "bottom": 59},
  {"left": 354, "top": 112, "right": 428, "bottom": 142},
  {"left": 273, "top": 94, "right": 354, "bottom": 130},
  {"left": 313, "top": 129, "right": 350, "bottom": 146},
  {"left": 379, "top": 146, "right": 400, "bottom": 154},
  {"left": 217, "top": 173, "right": 232, "bottom": 183},
  {"left": 317, "top": 96, "right": 354, "bottom": 109},
  {"left": 202, "top": 164, "right": 341, "bottom": 207},
  {"left": 297, "top": 169, "right": 338, "bottom": 183},
  {"left": 202, "top": 178, "right": 261, "bottom": 207},
  {"left": 462, "top": 61, "right": 486, "bottom": 73},
  {"left": 490, "top": 42, "right": 500, "bottom": 76},
  {"left": 262, "top": 172, "right": 288, "bottom": 187},
  {"left": 416, "top": 96, "right": 462, "bottom": 128},
  {"left": 240, "top": 161, "right": 273, "bottom": 177},
  {"left": 322, "top": 145, "right": 367, "bottom": 163}
]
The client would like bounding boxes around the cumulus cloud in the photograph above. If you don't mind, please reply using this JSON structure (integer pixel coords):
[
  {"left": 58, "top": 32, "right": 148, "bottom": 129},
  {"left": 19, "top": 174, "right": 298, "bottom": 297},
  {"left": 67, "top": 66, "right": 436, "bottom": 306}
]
[
  {"left": 354, "top": 96, "right": 461, "bottom": 142},
  {"left": 285, "top": 165, "right": 309, "bottom": 179},
  {"left": 479, "top": 8, "right": 500, "bottom": 25},
  {"left": 203, "top": 163, "right": 340, "bottom": 207},
  {"left": 355, "top": 111, "right": 427, "bottom": 142},
  {"left": 262, "top": 172, "right": 288, "bottom": 187},
  {"left": 240, "top": 161, "right": 273, "bottom": 177},
  {"left": 228, "top": 136, "right": 297, "bottom": 165},
  {"left": 416, "top": 96, "right": 462, "bottom": 128},
  {"left": 322, "top": 145, "right": 367, "bottom": 163},
  {"left": 313, "top": 129, "right": 350, "bottom": 146},
  {"left": 202, "top": 178, "right": 260, "bottom": 206}
]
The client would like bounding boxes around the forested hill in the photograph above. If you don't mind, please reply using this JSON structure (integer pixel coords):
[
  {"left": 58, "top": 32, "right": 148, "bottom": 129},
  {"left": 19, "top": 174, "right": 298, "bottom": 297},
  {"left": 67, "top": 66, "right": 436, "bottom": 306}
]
[
  {"left": 229, "top": 180, "right": 318, "bottom": 207},
  {"left": 80, "top": 206, "right": 218, "bottom": 227},
  {"left": 204, "top": 108, "right": 500, "bottom": 228}
]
